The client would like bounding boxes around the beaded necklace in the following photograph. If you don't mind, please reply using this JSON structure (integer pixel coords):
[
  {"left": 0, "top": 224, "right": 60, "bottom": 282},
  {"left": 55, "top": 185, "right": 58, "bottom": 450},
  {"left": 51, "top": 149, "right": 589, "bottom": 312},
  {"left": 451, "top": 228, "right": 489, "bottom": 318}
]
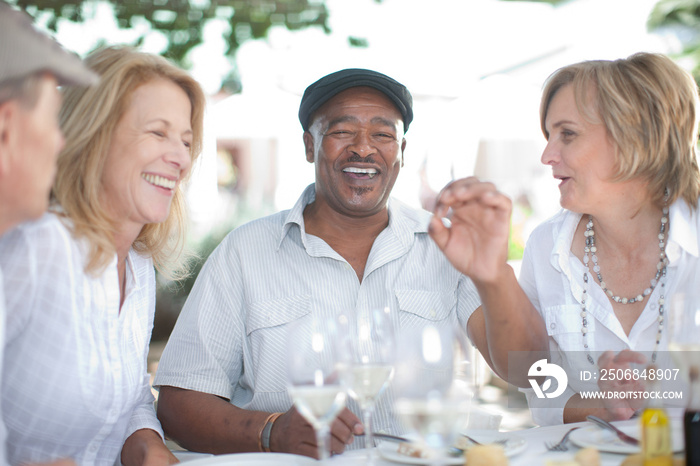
[{"left": 580, "top": 206, "right": 669, "bottom": 365}]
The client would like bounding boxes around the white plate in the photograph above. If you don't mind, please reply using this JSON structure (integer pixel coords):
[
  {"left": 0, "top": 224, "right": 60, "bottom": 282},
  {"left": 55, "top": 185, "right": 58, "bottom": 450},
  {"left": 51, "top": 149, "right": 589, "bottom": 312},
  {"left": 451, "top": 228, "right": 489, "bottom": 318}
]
[
  {"left": 377, "top": 443, "right": 464, "bottom": 466},
  {"left": 570, "top": 423, "right": 684, "bottom": 454},
  {"left": 181, "top": 452, "right": 317, "bottom": 466},
  {"left": 376, "top": 432, "right": 527, "bottom": 465}
]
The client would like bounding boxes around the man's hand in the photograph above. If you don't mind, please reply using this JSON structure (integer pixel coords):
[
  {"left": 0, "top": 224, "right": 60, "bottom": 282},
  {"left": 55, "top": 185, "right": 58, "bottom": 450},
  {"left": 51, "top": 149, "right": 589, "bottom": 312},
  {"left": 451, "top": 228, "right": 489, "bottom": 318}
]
[
  {"left": 597, "top": 350, "right": 647, "bottom": 420},
  {"left": 121, "top": 428, "right": 179, "bottom": 466},
  {"left": 429, "top": 177, "right": 512, "bottom": 283},
  {"left": 270, "top": 407, "right": 362, "bottom": 459}
]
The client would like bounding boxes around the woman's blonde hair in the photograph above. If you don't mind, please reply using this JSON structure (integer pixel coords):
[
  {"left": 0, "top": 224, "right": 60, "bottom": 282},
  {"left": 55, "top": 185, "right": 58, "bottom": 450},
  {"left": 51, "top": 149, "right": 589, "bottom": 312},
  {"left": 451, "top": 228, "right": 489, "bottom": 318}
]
[
  {"left": 54, "top": 45, "right": 205, "bottom": 279},
  {"left": 540, "top": 52, "right": 700, "bottom": 208}
]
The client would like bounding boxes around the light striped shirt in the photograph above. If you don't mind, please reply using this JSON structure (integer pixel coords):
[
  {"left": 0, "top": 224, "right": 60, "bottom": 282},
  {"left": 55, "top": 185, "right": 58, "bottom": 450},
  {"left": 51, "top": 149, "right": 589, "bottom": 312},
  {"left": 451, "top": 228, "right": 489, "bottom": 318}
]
[
  {"left": 0, "top": 213, "right": 163, "bottom": 465},
  {"left": 154, "top": 184, "right": 481, "bottom": 445}
]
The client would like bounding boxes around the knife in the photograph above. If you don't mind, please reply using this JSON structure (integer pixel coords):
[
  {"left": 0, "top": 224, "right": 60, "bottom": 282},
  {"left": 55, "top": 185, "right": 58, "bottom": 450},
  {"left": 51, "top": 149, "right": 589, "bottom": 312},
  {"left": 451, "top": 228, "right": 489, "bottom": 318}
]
[
  {"left": 356, "top": 432, "right": 410, "bottom": 443},
  {"left": 586, "top": 415, "right": 640, "bottom": 446},
  {"left": 356, "top": 432, "right": 467, "bottom": 457}
]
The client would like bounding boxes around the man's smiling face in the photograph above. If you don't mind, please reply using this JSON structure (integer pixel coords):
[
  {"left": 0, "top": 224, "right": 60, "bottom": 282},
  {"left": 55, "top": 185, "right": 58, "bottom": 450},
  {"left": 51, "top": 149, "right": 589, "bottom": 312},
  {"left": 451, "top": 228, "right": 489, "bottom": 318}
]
[{"left": 304, "top": 86, "right": 406, "bottom": 219}]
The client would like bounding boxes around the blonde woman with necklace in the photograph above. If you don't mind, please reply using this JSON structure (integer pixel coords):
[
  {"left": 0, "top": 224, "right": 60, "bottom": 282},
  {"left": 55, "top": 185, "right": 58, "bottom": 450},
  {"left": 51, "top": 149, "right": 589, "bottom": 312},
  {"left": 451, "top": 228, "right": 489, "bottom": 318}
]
[{"left": 430, "top": 52, "right": 700, "bottom": 425}]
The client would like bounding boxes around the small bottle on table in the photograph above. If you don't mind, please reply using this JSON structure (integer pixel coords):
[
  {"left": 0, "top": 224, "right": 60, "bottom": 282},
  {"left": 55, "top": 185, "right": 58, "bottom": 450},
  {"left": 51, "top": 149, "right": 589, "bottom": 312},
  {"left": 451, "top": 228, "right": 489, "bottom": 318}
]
[{"left": 641, "top": 365, "right": 672, "bottom": 466}]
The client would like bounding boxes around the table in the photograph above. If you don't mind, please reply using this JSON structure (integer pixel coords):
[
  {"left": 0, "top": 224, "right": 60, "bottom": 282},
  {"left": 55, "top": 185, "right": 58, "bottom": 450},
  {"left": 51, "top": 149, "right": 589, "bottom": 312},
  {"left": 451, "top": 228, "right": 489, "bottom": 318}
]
[
  {"left": 173, "top": 418, "right": 684, "bottom": 466},
  {"left": 327, "top": 420, "right": 632, "bottom": 466}
]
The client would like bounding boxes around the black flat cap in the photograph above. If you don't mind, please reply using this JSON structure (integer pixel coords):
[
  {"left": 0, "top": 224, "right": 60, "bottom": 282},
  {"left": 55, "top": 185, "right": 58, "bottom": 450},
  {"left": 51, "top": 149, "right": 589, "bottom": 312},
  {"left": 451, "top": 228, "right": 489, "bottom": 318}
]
[{"left": 298, "top": 68, "right": 413, "bottom": 132}]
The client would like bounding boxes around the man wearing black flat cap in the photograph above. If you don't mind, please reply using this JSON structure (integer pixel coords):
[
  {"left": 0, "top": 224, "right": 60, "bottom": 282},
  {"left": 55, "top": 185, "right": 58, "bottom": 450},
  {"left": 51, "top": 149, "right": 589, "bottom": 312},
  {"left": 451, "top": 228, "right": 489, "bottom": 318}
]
[{"left": 154, "top": 68, "right": 482, "bottom": 458}]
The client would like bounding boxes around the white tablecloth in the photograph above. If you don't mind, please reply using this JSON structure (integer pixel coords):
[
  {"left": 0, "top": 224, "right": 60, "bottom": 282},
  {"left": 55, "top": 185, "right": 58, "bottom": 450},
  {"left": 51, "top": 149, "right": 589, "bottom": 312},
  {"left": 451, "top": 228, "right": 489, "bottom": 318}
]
[
  {"left": 327, "top": 420, "right": 633, "bottom": 466},
  {"left": 174, "top": 418, "right": 685, "bottom": 466}
]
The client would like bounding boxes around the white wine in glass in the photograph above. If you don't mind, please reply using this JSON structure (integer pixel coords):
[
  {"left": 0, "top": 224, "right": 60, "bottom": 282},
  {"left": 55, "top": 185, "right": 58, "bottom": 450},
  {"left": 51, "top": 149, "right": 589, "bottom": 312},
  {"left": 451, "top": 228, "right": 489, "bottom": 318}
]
[
  {"left": 337, "top": 307, "right": 396, "bottom": 457},
  {"left": 286, "top": 316, "right": 347, "bottom": 461},
  {"left": 344, "top": 364, "right": 394, "bottom": 407}
]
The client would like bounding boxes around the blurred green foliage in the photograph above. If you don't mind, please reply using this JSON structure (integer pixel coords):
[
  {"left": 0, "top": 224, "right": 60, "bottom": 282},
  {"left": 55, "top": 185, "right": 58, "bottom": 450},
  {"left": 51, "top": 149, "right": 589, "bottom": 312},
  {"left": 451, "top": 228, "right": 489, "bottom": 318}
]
[
  {"left": 648, "top": 0, "right": 700, "bottom": 85},
  {"left": 7, "top": 0, "right": 330, "bottom": 91}
]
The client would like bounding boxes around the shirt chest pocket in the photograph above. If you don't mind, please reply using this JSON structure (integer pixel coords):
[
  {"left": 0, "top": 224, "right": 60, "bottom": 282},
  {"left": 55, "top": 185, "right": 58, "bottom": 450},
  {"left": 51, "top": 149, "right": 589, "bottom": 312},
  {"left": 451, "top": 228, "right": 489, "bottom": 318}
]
[
  {"left": 395, "top": 289, "right": 456, "bottom": 327},
  {"left": 542, "top": 304, "right": 592, "bottom": 353},
  {"left": 246, "top": 294, "right": 311, "bottom": 392}
]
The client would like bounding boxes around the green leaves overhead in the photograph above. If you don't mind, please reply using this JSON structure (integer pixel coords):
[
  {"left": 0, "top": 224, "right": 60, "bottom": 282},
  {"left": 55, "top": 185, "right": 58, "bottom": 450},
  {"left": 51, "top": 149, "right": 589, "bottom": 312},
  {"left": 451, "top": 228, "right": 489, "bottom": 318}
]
[
  {"left": 10, "top": 0, "right": 330, "bottom": 64},
  {"left": 648, "top": 0, "right": 700, "bottom": 84}
]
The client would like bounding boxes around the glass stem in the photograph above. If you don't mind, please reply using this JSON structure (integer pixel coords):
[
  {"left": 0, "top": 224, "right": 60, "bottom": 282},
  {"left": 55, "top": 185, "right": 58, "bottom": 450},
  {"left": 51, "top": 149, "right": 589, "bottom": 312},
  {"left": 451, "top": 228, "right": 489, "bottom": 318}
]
[
  {"left": 316, "top": 423, "right": 332, "bottom": 462},
  {"left": 363, "top": 404, "right": 375, "bottom": 448},
  {"left": 364, "top": 403, "right": 376, "bottom": 464}
]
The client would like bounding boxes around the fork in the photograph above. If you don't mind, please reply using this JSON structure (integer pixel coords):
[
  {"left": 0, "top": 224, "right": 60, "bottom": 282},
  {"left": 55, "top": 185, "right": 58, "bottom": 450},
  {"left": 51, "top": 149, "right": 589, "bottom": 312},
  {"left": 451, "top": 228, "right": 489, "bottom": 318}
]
[{"left": 544, "top": 426, "right": 581, "bottom": 452}]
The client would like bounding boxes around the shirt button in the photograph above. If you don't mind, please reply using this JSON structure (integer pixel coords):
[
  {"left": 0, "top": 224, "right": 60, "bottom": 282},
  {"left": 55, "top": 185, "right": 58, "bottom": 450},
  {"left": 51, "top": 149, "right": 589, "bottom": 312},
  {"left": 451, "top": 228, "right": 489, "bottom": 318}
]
[
  {"left": 550, "top": 323, "right": 556, "bottom": 329},
  {"left": 430, "top": 309, "right": 436, "bottom": 318}
]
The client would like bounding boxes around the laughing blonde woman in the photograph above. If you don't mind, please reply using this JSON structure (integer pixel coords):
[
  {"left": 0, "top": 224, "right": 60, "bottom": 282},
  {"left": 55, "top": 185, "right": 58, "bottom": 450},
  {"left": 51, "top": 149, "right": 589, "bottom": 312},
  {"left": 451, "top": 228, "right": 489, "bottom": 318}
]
[{"left": 0, "top": 45, "right": 205, "bottom": 464}]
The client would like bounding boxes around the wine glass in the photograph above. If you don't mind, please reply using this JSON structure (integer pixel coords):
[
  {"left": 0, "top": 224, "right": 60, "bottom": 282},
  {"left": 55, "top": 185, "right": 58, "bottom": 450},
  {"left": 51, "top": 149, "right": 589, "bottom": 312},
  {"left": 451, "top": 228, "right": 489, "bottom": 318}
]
[
  {"left": 392, "top": 322, "right": 474, "bottom": 466},
  {"left": 668, "top": 291, "right": 700, "bottom": 383},
  {"left": 286, "top": 315, "right": 347, "bottom": 461},
  {"left": 337, "top": 307, "right": 396, "bottom": 457},
  {"left": 667, "top": 289, "right": 700, "bottom": 465}
]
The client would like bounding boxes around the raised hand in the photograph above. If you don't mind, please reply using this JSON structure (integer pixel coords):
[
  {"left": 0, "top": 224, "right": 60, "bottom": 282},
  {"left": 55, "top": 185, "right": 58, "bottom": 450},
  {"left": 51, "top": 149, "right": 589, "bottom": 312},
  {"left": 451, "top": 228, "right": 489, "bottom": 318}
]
[{"left": 429, "top": 177, "right": 512, "bottom": 283}]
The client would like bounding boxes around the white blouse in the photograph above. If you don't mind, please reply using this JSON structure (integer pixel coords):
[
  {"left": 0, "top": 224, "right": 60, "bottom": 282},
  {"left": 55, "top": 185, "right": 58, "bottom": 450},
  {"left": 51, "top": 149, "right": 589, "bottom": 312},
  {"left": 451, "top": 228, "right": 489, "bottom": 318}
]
[
  {"left": 0, "top": 213, "right": 163, "bottom": 465},
  {"left": 519, "top": 199, "right": 699, "bottom": 425}
]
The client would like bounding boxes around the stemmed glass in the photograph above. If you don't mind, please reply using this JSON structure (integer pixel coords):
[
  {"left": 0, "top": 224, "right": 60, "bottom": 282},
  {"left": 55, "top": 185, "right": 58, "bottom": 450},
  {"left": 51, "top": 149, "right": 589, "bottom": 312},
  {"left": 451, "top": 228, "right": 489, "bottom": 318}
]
[
  {"left": 667, "top": 261, "right": 700, "bottom": 382},
  {"left": 337, "top": 307, "right": 396, "bottom": 458},
  {"left": 667, "top": 289, "right": 700, "bottom": 465},
  {"left": 668, "top": 290, "right": 700, "bottom": 382},
  {"left": 392, "top": 322, "right": 474, "bottom": 466},
  {"left": 286, "top": 315, "right": 347, "bottom": 462}
]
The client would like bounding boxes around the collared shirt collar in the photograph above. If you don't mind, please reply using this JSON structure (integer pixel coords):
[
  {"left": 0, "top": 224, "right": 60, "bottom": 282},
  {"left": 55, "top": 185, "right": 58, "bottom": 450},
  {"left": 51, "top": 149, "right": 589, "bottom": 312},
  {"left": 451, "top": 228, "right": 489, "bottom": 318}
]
[
  {"left": 277, "top": 183, "right": 428, "bottom": 251},
  {"left": 550, "top": 208, "right": 581, "bottom": 278},
  {"left": 666, "top": 198, "right": 699, "bottom": 263}
]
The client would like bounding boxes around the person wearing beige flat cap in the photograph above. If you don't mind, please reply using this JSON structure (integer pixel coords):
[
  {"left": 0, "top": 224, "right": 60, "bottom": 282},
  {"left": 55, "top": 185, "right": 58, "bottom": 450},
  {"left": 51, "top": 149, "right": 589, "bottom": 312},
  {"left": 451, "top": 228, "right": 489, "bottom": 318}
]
[
  {"left": 0, "top": 1, "right": 98, "bottom": 234},
  {"left": 0, "top": 2, "right": 96, "bottom": 466}
]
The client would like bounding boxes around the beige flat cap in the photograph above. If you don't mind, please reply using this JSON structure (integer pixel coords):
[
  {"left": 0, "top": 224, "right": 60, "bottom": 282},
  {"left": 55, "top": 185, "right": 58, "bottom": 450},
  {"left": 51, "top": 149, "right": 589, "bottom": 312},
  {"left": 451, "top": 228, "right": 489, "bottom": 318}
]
[{"left": 0, "top": 1, "right": 98, "bottom": 86}]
